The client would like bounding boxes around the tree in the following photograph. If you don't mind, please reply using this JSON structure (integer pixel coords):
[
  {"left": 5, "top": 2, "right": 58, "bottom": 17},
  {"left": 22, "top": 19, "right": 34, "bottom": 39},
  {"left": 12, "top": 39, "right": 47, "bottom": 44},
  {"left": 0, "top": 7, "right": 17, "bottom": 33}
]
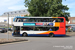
[{"left": 24, "top": 0, "right": 70, "bottom": 21}]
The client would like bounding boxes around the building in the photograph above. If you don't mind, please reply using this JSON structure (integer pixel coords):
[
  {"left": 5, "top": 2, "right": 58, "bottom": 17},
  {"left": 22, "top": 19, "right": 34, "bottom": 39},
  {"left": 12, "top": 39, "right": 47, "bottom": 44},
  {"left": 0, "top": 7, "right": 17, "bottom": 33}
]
[
  {"left": 0, "top": 9, "right": 30, "bottom": 24},
  {"left": 66, "top": 17, "right": 75, "bottom": 26},
  {"left": 66, "top": 17, "right": 75, "bottom": 31},
  {"left": 0, "top": 9, "right": 30, "bottom": 17},
  {"left": 68, "top": 17, "right": 75, "bottom": 24},
  {"left": 0, "top": 17, "right": 15, "bottom": 24},
  {"left": 0, "top": 22, "right": 12, "bottom": 27}
]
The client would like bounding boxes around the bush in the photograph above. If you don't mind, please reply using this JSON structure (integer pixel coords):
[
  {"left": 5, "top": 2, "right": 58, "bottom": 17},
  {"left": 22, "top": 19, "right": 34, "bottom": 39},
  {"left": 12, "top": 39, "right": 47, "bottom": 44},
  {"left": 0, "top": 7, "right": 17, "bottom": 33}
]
[{"left": 67, "top": 28, "right": 70, "bottom": 32}]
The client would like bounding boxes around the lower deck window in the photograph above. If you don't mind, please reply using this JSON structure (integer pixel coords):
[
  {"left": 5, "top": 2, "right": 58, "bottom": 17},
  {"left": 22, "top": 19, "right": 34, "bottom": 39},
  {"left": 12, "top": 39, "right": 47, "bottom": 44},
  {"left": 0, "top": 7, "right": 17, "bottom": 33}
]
[{"left": 21, "top": 27, "right": 59, "bottom": 31}]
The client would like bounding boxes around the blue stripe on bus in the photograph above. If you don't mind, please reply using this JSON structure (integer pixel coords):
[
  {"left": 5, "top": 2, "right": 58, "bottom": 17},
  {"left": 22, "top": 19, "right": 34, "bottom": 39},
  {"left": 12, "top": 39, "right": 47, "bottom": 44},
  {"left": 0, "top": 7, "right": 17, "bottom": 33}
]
[
  {"left": 12, "top": 33, "right": 14, "bottom": 35},
  {"left": 27, "top": 34, "right": 65, "bottom": 36},
  {"left": 20, "top": 34, "right": 23, "bottom": 36},
  {"left": 13, "top": 33, "right": 66, "bottom": 37},
  {"left": 54, "top": 34, "right": 66, "bottom": 36},
  {"left": 28, "top": 34, "right": 49, "bottom": 36}
]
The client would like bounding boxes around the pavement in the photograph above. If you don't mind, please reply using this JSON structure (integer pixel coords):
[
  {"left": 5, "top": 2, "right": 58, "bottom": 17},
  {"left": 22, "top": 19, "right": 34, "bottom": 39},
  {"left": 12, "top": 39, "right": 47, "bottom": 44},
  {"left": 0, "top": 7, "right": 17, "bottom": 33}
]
[
  {"left": 0, "top": 32, "right": 75, "bottom": 50},
  {"left": 0, "top": 31, "right": 28, "bottom": 44},
  {"left": 66, "top": 32, "right": 75, "bottom": 36},
  {"left": 0, "top": 38, "right": 28, "bottom": 44}
]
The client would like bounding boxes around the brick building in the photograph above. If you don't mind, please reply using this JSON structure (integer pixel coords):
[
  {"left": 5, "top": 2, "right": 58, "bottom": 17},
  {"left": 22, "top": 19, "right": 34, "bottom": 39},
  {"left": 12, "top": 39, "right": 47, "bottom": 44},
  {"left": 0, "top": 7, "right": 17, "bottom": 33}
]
[
  {"left": 66, "top": 17, "right": 75, "bottom": 30},
  {"left": 66, "top": 17, "right": 75, "bottom": 25}
]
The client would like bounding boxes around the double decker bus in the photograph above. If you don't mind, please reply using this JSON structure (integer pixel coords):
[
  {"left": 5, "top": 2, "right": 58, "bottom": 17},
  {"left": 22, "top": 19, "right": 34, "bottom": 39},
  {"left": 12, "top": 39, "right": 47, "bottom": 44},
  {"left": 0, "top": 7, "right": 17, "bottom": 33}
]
[{"left": 12, "top": 17, "right": 66, "bottom": 37}]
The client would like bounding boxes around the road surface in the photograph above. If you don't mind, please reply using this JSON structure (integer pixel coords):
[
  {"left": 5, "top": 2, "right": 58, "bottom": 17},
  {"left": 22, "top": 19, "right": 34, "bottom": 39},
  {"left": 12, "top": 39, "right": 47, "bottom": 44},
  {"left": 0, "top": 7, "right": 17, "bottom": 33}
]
[{"left": 0, "top": 33, "right": 75, "bottom": 50}]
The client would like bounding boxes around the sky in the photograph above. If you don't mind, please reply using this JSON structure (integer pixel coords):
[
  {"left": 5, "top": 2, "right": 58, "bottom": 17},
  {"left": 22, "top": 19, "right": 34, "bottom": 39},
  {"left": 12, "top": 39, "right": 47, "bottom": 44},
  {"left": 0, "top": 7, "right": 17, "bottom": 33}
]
[
  {"left": 0, "top": 0, "right": 28, "bottom": 15},
  {"left": 0, "top": 0, "right": 75, "bottom": 17}
]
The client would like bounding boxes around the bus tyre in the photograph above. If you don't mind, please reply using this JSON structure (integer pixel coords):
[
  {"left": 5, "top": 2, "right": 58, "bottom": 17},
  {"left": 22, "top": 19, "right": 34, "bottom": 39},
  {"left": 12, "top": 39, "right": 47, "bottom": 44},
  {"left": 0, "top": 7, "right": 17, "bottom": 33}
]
[
  {"left": 23, "top": 32, "right": 27, "bottom": 37},
  {"left": 49, "top": 33, "right": 54, "bottom": 37}
]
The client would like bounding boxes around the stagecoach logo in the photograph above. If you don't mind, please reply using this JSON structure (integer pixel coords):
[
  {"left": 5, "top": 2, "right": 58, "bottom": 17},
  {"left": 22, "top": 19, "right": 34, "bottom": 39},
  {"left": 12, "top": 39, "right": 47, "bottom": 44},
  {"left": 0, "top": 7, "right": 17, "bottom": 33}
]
[{"left": 23, "top": 23, "right": 35, "bottom": 26}]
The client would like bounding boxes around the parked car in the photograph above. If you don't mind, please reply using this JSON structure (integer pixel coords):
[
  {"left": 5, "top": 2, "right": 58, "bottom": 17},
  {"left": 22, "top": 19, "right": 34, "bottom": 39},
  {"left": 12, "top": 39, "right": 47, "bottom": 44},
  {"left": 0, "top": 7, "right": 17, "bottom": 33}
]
[
  {"left": 0, "top": 28, "right": 7, "bottom": 33},
  {"left": 8, "top": 28, "right": 12, "bottom": 31}
]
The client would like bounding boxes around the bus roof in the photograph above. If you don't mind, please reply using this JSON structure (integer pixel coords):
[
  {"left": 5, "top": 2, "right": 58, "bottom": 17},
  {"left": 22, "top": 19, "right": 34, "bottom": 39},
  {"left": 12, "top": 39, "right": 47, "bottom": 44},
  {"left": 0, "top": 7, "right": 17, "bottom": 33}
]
[{"left": 14, "top": 16, "right": 65, "bottom": 18}]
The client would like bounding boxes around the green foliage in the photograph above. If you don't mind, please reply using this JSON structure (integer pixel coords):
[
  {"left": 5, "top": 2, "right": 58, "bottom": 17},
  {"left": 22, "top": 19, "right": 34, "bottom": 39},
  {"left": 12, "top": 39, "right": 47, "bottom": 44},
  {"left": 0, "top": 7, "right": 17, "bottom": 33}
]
[
  {"left": 24, "top": 0, "right": 70, "bottom": 21},
  {"left": 9, "top": 26, "right": 12, "bottom": 28},
  {"left": 67, "top": 28, "right": 70, "bottom": 32}
]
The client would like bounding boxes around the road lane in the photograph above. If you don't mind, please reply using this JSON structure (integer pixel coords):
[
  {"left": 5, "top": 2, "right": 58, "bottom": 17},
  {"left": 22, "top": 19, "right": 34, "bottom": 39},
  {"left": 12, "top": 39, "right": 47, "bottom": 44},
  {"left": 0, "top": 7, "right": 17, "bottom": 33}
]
[{"left": 0, "top": 33, "right": 75, "bottom": 50}]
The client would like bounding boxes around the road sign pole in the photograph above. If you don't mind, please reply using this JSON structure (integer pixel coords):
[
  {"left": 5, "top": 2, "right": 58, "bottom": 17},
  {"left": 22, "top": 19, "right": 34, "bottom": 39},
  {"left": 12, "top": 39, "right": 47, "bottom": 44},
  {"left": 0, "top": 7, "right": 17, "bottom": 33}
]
[{"left": 7, "top": 13, "right": 9, "bottom": 40}]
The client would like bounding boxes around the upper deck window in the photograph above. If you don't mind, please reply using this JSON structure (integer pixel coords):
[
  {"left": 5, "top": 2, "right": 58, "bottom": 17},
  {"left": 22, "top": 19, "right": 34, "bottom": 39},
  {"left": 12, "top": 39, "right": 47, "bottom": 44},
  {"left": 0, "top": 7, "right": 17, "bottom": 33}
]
[
  {"left": 14, "top": 18, "right": 64, "bottom": 22},
  {"left": 55, "top": 18, "right": 64, "bottom": 22}
]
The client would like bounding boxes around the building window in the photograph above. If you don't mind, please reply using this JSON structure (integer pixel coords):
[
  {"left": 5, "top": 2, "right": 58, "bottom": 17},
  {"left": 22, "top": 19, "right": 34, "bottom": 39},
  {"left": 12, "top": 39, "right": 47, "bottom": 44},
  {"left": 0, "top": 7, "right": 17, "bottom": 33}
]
[
  {"left": 23, "top": 10, "right": 25, "bottom": 12},
  {"left": 72, "top": 20, "right": 75, "bottom": 23},
  {"left": 15, "top": 12, "right": 16, "bottom": 13},
  {"left": 11, "top": 12, "right": 12, "bottom": 13},
  {"left": 4, "top": 13, "right": 5, "bottom": 14},
  {"left": 19, "top": 11, "right": 21, "bottom": 13}
]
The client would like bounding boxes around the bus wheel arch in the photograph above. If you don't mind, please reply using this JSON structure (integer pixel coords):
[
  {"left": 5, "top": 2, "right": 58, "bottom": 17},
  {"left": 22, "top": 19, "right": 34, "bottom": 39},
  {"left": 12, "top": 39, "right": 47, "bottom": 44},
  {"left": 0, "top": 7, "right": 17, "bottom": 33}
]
[
  {"left": 49, "top": 33, "right": 54, "bottom": 37},
  {"left": 22, "top": 32, "right": 28, "bottom": 37}
]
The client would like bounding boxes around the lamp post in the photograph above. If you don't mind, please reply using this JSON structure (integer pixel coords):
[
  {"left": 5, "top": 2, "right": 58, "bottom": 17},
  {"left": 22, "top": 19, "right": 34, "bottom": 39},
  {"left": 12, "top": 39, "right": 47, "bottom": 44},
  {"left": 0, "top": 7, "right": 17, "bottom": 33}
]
[{"left": 7, "top": 13, "right": 9, "bottom": 40}]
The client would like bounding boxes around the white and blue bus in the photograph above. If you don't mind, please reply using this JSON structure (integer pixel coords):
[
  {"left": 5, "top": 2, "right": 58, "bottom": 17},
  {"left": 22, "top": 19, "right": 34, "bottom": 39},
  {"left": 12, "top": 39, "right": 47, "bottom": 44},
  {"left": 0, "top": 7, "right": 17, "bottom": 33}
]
[{"left": 12, "top": 17, "right": 66, "bottom": 37}]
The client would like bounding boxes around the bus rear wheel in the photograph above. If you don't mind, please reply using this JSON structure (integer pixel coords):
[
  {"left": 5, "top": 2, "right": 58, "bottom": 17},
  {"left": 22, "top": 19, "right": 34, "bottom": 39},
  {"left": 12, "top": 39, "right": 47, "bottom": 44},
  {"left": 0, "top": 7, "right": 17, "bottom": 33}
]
[
  {"left": 49, "top": 33, "right": 54, "bottom": 37},
  {"left": 23, "top": 32, "right": 27, "bottom": 37}
]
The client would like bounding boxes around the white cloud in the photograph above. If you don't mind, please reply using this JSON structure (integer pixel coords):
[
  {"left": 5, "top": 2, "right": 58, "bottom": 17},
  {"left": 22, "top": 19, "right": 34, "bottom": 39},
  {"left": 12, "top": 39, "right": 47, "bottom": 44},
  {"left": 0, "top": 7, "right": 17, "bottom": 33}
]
[
  {"left": 0, "top": 0, "right": 26, "bottom": 15},
  {"left": 8, "top": 5, "right": 28, "bottom": 11},
  {"left": 0, "top": 0, "right": 18, "bottom": 6}
]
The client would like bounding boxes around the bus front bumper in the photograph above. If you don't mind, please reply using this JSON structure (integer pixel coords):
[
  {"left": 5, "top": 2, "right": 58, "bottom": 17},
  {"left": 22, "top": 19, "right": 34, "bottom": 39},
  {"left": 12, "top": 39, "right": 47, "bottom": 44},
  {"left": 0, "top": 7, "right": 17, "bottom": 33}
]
[{"left": 54, "top": 34, "right": 66, "bottom": 36}]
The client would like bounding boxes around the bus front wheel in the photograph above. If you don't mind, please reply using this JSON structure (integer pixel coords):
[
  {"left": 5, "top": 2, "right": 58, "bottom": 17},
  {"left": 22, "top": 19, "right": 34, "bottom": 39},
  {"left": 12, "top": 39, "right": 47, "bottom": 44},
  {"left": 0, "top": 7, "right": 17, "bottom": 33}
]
[
  {"left": 23, "top": 32, "right": 27, "bottom": 37},
  {"left": 49, "top": 33, "right": 54, "bottom": 37}
]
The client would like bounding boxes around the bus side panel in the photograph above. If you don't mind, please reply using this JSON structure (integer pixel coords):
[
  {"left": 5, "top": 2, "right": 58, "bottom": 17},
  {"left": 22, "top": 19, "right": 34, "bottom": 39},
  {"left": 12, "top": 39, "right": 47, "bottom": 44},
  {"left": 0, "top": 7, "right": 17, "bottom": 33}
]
[
  {"left": 20, "top": 31, "right": 55, "bottom": 36},
  {"left": 20, "top": 31, "right": 49, "bottom": 36},
  {"left": 53, "top": 22, "right": 66, "bottom": 36},
  {"left": 30, "top": 31, "right": 55, "bottom": 36},
  {"left": 20, "top": 31, "right": 33, "bottom": 34}
]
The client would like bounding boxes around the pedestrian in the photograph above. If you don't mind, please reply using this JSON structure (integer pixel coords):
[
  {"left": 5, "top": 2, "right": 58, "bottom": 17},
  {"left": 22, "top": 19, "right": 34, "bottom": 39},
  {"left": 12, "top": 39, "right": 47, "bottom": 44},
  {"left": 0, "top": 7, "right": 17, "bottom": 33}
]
[
  {"left": 49, "top": 28, "right": 52, "bottom": 31},
  {"left": 53, "top": 19, "right": 56, "bottom": 22}
]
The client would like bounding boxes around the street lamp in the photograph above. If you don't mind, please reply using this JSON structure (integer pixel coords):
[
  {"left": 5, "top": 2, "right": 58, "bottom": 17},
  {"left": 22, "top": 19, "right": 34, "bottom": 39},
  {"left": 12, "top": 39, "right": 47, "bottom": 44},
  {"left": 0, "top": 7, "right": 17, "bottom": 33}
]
[{"left": 7, "top": 13, "right": 9, "bottom": 40}]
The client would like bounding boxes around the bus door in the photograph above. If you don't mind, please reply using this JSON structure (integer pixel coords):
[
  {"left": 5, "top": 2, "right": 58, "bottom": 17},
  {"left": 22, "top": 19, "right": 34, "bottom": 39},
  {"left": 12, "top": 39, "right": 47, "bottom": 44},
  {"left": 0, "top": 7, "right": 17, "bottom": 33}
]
[{"left": 13, "top": 26, "right": 20, "bottom": 35}]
